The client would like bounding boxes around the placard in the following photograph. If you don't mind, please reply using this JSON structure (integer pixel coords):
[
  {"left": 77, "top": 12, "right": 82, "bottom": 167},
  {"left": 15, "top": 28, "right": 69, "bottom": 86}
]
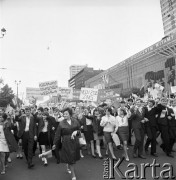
[
  {"left": 80, "top": 88, "right": 98, "bottom": 102},
  {"left": 171, "top": 86, "right": 176, "bottom": 94},
  {"left": 39, "top": 80, "right": 58, "bottom": 96},
  {"left": 58, "top": 87, "right": 73, "bottom": 99},
  {"left": 155, "top": 83, "right": 164, "bottom": 91},
  {"left": 29, "top": 96, "right": 37, "bottom": 105},
  {"left": 26, "top": 87, "right": 43, "bottom": 101},
  {"left": 149, "top": 88, "right": 159, "bottom": 99}
]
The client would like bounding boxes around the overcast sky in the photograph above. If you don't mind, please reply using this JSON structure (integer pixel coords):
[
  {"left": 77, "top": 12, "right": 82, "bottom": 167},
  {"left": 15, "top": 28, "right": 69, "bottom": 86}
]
[{"left": 0, "top": 0, "right": 164, "bottom": 99}]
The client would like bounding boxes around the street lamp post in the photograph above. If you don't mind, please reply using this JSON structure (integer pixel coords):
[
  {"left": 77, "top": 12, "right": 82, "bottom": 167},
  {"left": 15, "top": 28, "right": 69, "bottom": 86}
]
[
  {"left": 15, "top": 80, "right": 21, "bottom": 108},
  {"left": 0, "top": 28, "right": 6, "bottom": 38}
]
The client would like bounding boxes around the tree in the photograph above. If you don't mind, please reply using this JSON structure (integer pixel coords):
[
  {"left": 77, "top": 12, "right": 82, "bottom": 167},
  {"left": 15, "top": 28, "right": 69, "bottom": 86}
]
[{"left": 0, "top": 84, "right": 15, "bottom": 107}]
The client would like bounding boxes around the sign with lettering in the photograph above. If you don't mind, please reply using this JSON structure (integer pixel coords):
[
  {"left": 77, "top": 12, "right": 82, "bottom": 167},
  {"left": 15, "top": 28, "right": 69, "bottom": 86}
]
[
  {"left": 80, "top": 88, "right": 98, "bottom": 102},
  {"left": 155, "top": 83, "right": 164, "bottom": 91},
  {"left": 39, "top": 80, "right": 58, "bottom": 96},
  {"left": 58, "top": 87, "right": 73, "bottom": 99},
  {"left": 73, "top": 89, "right": 81, "bottom": 100},
  {"left": 171, "top": 86, "right": 176, "bottom": 93},
  {"left": 98, "top": 89, "right": 117, "bottom": 100},
  {"left": 129, "top": 34, "right": 175, "bottom": 61},
  {"left": 29, "top": 96, "right": 37, "bottom": 105},
  {"left": 26, "top": 87, "right": 44, "bottom": 101}
]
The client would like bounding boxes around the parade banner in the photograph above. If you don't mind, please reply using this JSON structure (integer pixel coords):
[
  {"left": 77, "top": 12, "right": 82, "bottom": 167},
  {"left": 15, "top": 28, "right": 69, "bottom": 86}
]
[
  {"left": 59, "top": 101, "right": 66, "bottom": 109},
  {"left": 143, "top": 93, "right": 149, "bottom": 101},
  {"left": 98, "top": 89, "right": 114, "bottom": 100},
  {"left": 132, "top": 93, "right": 139, "bottom": 99},
  {"left": 58, "top": 87, "right": 73, "bottom": 99},
  {"left": 80, "top": 88, "right": 98, "bottom": 102},
  {"left": 98, "top": 89, "right": 120, "bottom": 102},
  {"left": 29, "top": 96, "right": 37, "bottom": 105},
  {"left": 155, "top": 83, "right": 164, "bottom": 91},
  {"left": 73, "top": 89, "right": 81, "bottom": 100},
  {"left": 148, "top": 88, "right": 160, "bottom": 99},
  {"left": 39, "top": 80, "right": 58, "bottom": 96},
  {"left": 148, "top": 86, "right": 164, "bottom": 99},
  {"left": 26, "top": 87, "right": 44, "bottom": 101},
  {"left": 171, "top": 86, "right": 176, "bottom": 94},
  {"left": 5, "top": 104, "right": 14, "bottom": 114}
]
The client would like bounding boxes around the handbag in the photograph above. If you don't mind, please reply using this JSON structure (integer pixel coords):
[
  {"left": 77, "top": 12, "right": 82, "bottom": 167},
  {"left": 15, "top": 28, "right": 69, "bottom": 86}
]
[
  {"left": 79, "top": 133, "right": 86, "bottom": 146},
  {"left": 111, "top": 133, "right": 120, "bottom": 146},
  {"left": 39, "top": 150, "right": 52, "bottom": 159}
]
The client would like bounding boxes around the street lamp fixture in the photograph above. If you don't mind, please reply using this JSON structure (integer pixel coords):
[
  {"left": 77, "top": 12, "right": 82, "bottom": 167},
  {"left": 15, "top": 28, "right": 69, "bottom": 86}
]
[
  {"left": 15, "top": 80, "right": 21, "bottom": 108},
  {"left": 0, "top": 28, "right": 6, "bottom": 38}
]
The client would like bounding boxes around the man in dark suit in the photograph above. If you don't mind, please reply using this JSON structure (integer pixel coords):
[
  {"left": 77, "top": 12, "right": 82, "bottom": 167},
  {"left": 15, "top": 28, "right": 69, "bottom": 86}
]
[
  {"left": 170, "top": 100, "right": 176, "bottom": 152},
  {"left": 130, "top": 99, "right": 146, "bottom": 159},
  {"left": 157, "top": 98, "right": 174, "bottom": 157},
  {"left": 144, "top": 100, "right": 158, "bottom": 157},
  {"left": 31, "top": 105, "right": 38, "bottom": 156},
  {"left": 17, "top": 107, "right": 37, "bottom": 168},
  {"left": 127, "top": 98, "right": 134, "bottom": 146}
]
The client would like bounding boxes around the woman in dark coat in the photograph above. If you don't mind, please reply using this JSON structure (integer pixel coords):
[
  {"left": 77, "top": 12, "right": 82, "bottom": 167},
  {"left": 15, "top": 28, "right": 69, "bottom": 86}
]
[
  {"left": 13, "top": 110, "right": 23, "bottom": 159},
  {"left": 53, "top": 107, "right": 80, "bottom": 180},
  {"left": 92, "top": 108, "right": 103, "bottom": 159},
  {"left": 79, "top": 108, "right": 96, "bottom": 158},
  {"left": 0, "top": 113, "right": 18, "bottom": 175}
]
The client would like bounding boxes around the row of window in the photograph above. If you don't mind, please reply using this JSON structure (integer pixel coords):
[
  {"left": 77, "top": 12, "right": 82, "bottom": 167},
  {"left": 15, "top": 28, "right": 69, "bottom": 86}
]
[
  {"left": 165, "top": 27, "right": 175, "bottom": 35},
  {"left": 161, "top": 1, "right": 176, "bottom": 16},
  {"left": 164, "top": 20, "right": 176, "bottom": 31},
  {"left": 162, "top": 3, "right": 176, "bottom": 14},
  {"left": 162, "top": 9, "right": 176, "bottom": 22},
  {"left": 164, "top": 23, "right": 176, "bottom": 32},
  {"left": 163, "top": 11, "right": 176, "bottom": 25},
  {"left": 161, "top": 0, "right": 175, "bottom": 9},
  {"left": 162, "top": 4, "right": 176, "bottom": 16}
]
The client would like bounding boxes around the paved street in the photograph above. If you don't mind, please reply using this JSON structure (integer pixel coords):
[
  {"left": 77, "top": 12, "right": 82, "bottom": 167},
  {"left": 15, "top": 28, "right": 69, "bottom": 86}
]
[{"left": 1, "top": 144, "right": 176, "bottom": 180}]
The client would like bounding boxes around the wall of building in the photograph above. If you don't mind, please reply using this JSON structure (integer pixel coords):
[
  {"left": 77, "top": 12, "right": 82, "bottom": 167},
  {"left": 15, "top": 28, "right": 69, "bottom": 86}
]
[
  {"left": 68, "top": 67, "right": 103, "bottom": 89},
  {"left": 85, "top": 35, "right": 176, "bottom": 94},
  {"left": 160, "top": 0, "right": 176, "bottom": 35}
]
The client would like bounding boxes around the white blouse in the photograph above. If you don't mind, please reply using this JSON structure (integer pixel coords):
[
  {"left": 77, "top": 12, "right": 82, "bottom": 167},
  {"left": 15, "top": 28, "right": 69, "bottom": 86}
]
[
  {"left": 172, "top": 106, "right": 176, "bottom": 119},
  {"left": 116, "top": 115, "right": 128, "bottom": 127},
  {"left": 86, "top": 118, "right": 92, "bottom": 125},
  {"left": 100, "top": 115, "right": 116, "bottom": 132},
  {"left": 25, "top": 117, "right": 30, "bottom": 132},
  {"left": 42, "top": 120, "right": 48, "bottom": 132}
]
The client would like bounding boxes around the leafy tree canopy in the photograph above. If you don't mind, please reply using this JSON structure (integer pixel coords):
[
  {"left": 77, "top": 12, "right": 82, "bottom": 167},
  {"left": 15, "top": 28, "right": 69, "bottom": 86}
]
[{"left": 0, "top": 84, "right": 15, "bottom": 108}]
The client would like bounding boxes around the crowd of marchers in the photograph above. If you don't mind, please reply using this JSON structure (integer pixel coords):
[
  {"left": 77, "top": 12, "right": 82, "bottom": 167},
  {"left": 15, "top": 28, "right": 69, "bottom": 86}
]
[{"left": 0, "top": 97, "right": 176, "bottom": 180}]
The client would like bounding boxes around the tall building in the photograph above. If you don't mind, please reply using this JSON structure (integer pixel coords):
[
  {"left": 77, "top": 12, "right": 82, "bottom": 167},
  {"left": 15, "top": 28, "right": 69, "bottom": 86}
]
[
  {"left": 68, "top": 67, "right": 104, "bottom": 89},
  {"left": 69, "top": 64, "right": 87, "bottom": 78},
  {"left": 160, "top": 0, "right": 176, "bottom": 36}
]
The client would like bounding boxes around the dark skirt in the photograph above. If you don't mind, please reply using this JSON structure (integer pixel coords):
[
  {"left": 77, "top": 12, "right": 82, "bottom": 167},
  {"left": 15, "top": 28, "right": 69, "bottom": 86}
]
[
  {"left": 84, "top": 125, "right": 94, "bottom": 143},
  {"left": 60, "top": 135, "right": 80, "bottom": 165},
  {"left": 38, "top": 132, "right": 49, "bottom": 146},
  {"left": 118, "top": 126, "right": 129, "bottom": 142},
  {"left": 14, "top": 134, "right": 19, "bottom": 143},
  {"left": 104, "top": 132, "right": 113, "bottom": 143}
]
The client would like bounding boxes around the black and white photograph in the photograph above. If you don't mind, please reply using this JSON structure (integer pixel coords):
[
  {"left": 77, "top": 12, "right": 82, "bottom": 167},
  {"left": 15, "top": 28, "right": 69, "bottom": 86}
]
[{"left": 0, "top": 0, "right": 176, "bottom": 179}]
